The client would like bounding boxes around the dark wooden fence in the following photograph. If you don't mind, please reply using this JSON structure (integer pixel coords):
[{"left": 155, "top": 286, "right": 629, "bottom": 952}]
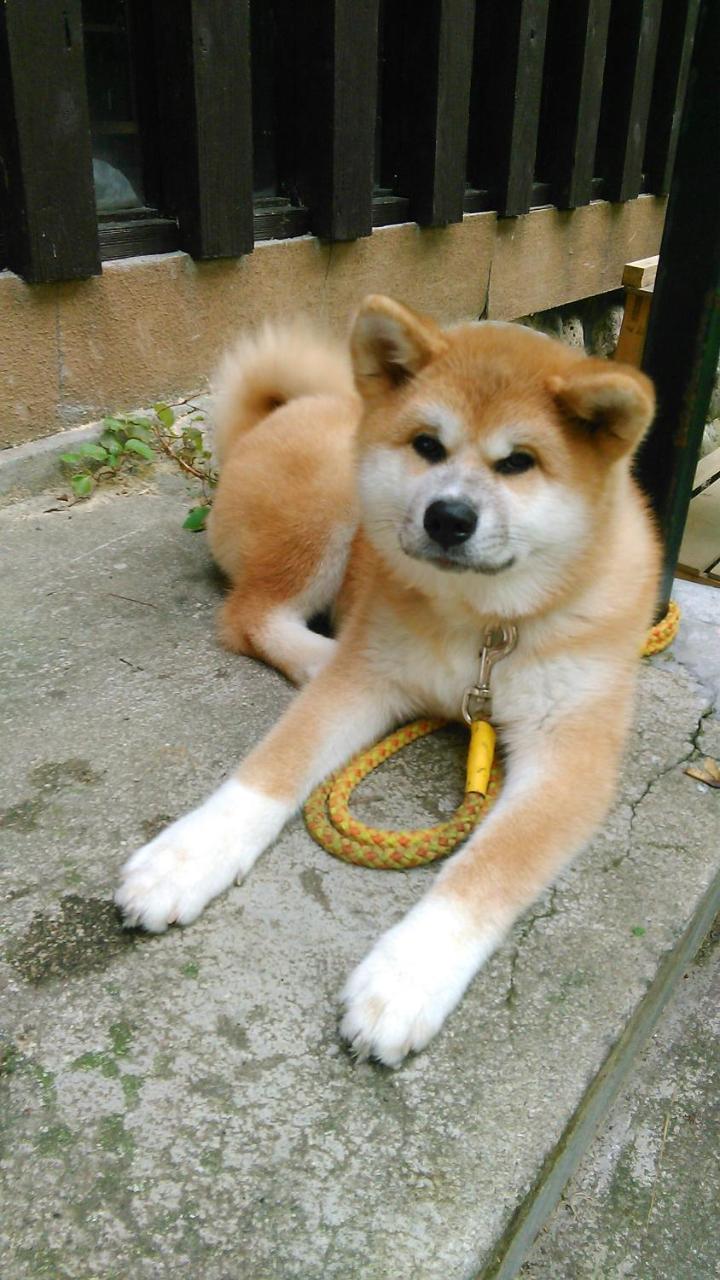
[{"left": 0, "top": 0, "right": 700, "bottom": 284}]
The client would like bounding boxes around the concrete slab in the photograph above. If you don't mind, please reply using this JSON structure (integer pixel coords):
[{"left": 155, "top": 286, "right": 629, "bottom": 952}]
[
  {"left": 519, "top": 933, "right": 719, "bottom": 1280},
  {"left": 1, "top": 470, "right": 719, "bottom": 1279}
]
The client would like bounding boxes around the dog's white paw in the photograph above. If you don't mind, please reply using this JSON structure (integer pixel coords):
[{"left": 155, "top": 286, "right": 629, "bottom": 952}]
[
  {"left": 115, "top": 780, "right": 287, "bottom": 932},
  {"left": 340, "top": 897, "right": 500, "bottom": 1067}
]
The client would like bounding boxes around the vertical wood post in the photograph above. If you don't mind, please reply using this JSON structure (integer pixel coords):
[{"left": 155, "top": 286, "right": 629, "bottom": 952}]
[
  {"left": 0, "top": 0, "right": 100, "bottom": 282},
  {"left": 637, "top": 0, "right": 720, "bottom": 607},
  {"left": 151, "top": 0, "right": 254, "bottom": 259}
]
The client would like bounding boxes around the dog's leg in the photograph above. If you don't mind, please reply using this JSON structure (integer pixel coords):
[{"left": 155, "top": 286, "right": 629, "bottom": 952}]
[
  {"left": 115, "top": 655, "right": 400, "bottom": 932},
  {"left": 219, "top": 585, "right": 336, "bottom": 685},
  {"left": 341, "top": 692, "right": 630, "bottom": 1065}
]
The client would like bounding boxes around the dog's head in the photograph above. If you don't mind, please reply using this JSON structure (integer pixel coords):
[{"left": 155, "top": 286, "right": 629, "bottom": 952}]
[{"left": 350, "top": 295, "right": 655, "bottom": 607}]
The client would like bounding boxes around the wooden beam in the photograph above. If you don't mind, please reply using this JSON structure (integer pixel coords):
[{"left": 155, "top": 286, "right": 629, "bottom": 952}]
[
  {"left": 596, "top": 0, "right": 663, "bottom": 203},
  {"left": 622, "top": 256, "right": 658, "bottom": 290},
  {"left": 636, "top": 0, "right": 720, "bottom": 608},
  {"left": 469, "top": 0, "right": 550, "bottom": 217},
  {"left": 394, "top": 0, "right": 476, "bottom": 226},
  {"left": 292, "top": 0, "right": 379, "bottom": 242},
  {"left": 0, "top": 0, "right": 100, "bottom": 282},
  {"left": 644, "top": 0, "right": 701, "bottom": 195},
  {"left": 151, "top": 0, "right": 254, "bottom": 259},
  {"left": 539, "top": 0, "right": 612, "bottom": 210}
]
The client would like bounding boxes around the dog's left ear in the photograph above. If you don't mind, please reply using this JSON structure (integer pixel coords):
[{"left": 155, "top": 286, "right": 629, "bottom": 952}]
[
  {"left": 548, "top": 359, "right": 656, "bottom": 460},
  {"left": 351, "top": 295, "right": 448, "bottom": 401}
]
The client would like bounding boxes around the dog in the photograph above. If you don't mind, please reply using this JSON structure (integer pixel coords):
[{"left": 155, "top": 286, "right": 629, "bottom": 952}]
[{"left": 115, "top": 295, "right": 660, "bottom": 1066}]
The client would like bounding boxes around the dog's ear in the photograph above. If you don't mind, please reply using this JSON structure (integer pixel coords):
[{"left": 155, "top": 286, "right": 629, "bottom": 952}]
[
  {"left": 547, "top": 359, "right": 656, "bottom": 460},
  {"left": 351, "top": 295, "right": 447, "bottom": 400}
]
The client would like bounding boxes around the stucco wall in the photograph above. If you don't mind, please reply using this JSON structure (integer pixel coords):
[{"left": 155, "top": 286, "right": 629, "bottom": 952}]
[{"left": 0, "top": 196, "right": 667, "bottom": 449}]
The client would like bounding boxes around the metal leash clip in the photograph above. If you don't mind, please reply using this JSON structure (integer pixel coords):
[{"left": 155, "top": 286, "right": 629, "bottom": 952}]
[{"left": 461, "top": 623, "right": 518, "bottom": 724}]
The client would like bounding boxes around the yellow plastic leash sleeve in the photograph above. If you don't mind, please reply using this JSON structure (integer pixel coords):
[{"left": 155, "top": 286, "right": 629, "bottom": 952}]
[{"left": 465, "top": 719, "right": 496, "bottom": 796}]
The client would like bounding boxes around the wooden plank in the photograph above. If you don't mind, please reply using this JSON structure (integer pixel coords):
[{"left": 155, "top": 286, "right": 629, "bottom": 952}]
[
  {"left": 292, "top": 0, "right": 379, "bottom": 242},
  {"left": 644, "top": 0, "right": 701, "bottom": 195},
  {"left": 636, "top": 0, "right": 720, "bottom": 609},
  {"left": 469, "top": 0, "right": 550, "bottom": 217},
  {"left": 537, "top": 0, "right": 612, "bottom": 210},
  {"left": 678, "top": 479, "right": 720, "bottom": 577},
  {"left": 151, "top": 0, "right": 254, "bottom": 258},
  {"left": 615, "top": 289, "right": 653, "bottom": 366},
  {"left": 622, "top": 255, "right": 658, "bottom": 289},
  {"left": 99, "top": 217, "right": 180, "bottom": 263},
  {"left": 692, "top": 446, "right": 720, "bottom": 499},
  {"left": 0, "top": 0, "right": 100, "bottom": 282},
  {"left": 596, "top": 0, "right": 664, "bottom": 203},
  {"left": 394, "top": 0, "right": 476, "bottom": 226}
]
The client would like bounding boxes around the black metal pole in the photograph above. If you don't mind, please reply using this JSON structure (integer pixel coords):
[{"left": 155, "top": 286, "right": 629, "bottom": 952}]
[{"left": 636, "top": 0, "right": 720, "bottom": 610}]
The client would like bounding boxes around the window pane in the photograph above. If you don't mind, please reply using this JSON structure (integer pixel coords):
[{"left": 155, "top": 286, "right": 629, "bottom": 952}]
[{"left": 82, "top": 0, "right": 144, "bottom": 211}]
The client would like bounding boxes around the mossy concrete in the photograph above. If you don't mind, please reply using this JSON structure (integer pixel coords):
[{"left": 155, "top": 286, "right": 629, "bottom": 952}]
[{"left": 1, "top": 468, "right": 718, "bottom": 1278}]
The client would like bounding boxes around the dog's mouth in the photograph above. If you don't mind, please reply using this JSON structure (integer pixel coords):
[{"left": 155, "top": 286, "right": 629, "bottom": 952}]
[{"left": 409, "top": 546, "right": 516, "bottom": 575}]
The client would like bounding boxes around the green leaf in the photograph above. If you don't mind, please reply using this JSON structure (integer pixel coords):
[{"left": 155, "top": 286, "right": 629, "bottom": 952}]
[
  {"left": 77, "top": 442, "right": 108, "bottom": 462},
  {"left": 153, "top": 403, "right": 175, "bottom": 429},
  {"left": 631, "top": 925, "right": 646, "bottom": 937},
  {"left": 124, "top": 438, "right": 155, "bottom": 461},
  {"left": 182, "top": 427, "right": 203, "bottom": 452},
  {"left": 125, "top": 419, "right": 153, "bottom": 441},
  {"left": 183, "top": 505, "right": 210, "bottom": 532},
  {"left": 102, "top": 417, "right": 127, "bottom": 434},
  {"left": 60, "top": 452, "right": 83, "bottom": 468},
  {"left": 71, "top": 473, "right": 94, "bottom": 498}
]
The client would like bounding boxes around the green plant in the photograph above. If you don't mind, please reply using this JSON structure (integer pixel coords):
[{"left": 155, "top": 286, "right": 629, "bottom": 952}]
[{"left": 59, "top": 403, "right": 217, "bottom": 529}]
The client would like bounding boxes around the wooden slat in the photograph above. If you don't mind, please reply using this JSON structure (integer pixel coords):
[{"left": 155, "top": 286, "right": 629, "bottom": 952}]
[
  {"left": 291, "top": 0, "right": 379, "bottom": 242},
  {"left": 469, "top": 0, "right": 550, "bottom": 217},
  {"left": 151, "top": 0, "right": 254, "bottom": 259},
  {"left": 596, "top": 0, "right": 664, "bottom": 203},
  {"left": 622, "top": 255, "right": 658, "bottom": 290},
  {"left": 636, "top": 0, "right": 720, "bottom": 609},
  {"left": 0, "top": 0, "right": 100, "bottom": 282},
  {"left": 643, "top": 0, "right": 701, "bottom": 196},
  {"left": 538, "top": 0, "right": 612, "bottom": 209},
  {"left": 394, "top": 0, "right": 476, "bottom": 226}
]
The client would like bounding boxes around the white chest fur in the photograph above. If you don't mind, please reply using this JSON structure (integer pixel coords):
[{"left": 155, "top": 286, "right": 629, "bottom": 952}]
[{"left": 364, "top": 606, "right": 614, "bottom": 733}]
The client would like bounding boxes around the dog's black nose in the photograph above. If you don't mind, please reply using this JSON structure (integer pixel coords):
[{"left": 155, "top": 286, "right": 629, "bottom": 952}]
[{"left": 423, "top": 499, "right": 478, "bottom": 549}]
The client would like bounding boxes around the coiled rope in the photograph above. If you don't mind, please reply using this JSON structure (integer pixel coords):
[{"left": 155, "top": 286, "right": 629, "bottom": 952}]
[{"left": 303, "top": 602, "right": 681, "bottom": 869}]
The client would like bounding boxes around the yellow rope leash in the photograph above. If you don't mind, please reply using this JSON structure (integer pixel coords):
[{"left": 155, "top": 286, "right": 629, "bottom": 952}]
[{"left": 303, "top": 603, "right": 681, "bottom": 870}]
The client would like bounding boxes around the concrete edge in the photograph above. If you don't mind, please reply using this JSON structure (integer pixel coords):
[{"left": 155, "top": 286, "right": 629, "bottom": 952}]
[
  {"left": 479, "top": 868, "right": 720, "bottom": 1280},
  {"left": 0, "top": 397, "right": 205, "bottom": 502}
]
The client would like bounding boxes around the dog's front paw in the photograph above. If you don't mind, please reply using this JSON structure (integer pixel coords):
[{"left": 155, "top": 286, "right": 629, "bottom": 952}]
[
  {"left": 340, "top": 897, "right": 500, "bottom": 1067},
  {"left": 115, "top": 780, "right": 287, "bottom": 932}
]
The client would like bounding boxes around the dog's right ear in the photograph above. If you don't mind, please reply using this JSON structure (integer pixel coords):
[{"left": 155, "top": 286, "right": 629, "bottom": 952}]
[{"left": 350, "top": 295, "right": 447, "bottom": 401}]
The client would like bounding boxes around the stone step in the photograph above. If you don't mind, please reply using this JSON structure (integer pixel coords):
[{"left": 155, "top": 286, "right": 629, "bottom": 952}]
[
  {"left": 1, "top": 476, "right": 719, "bottom": 1280},
  {"left": 519, "top": 933, "right": 720, "bottom": 1280}
]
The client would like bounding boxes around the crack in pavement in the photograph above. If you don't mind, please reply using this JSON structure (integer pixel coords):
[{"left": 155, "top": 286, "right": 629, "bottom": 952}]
[
  {"left": 604, "top": 701, "right": 714, "bottom": 874},
  {"left": 505, "top": 886, "right": 559, "bottom": 1012},
  {"left": 505, "top": 698, "right": 715, "bottom": 1007}
]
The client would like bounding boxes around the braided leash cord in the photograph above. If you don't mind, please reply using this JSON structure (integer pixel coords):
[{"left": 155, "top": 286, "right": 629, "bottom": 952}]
[{"left": 303, "top": 603, "right": 681, "bottom": 870}]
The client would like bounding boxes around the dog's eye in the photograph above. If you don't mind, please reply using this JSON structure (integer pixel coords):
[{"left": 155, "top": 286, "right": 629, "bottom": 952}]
[
  {"left": 412, "top": 434, "right": 447, "bottom": 464},
  {"left": 494, "top": 451, "right": 536, "bottom": 476}
]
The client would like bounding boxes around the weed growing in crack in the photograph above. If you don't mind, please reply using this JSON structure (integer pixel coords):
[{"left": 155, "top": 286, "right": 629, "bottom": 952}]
[{"left": 59, "top": 403, "right": 217, "bottom": 530}]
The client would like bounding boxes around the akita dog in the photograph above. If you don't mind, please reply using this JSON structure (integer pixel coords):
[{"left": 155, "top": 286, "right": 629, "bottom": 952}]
[{"left": 116, "top": 295, "right": 659, "bottom": 1066}]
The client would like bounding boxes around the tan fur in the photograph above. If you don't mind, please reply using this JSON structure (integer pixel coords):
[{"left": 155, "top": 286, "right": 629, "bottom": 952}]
[
  {"left": 119, "top": 296, "right": 661, "bottom": 1059},
  {"left": 212, "top": 319, "right": 356, "bottom": 466},
  {"left": 219, "top": 298, "right": 659, "bottom": 898}
]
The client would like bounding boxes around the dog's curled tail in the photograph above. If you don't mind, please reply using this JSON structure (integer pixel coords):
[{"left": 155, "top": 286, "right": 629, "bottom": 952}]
[{"left": 212, "top": 320, "right": 355, "bottom": 465}]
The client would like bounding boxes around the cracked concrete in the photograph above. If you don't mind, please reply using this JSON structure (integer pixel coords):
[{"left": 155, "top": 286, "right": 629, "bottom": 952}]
[{"left": 1, "top": 462, "right": 719, "bottom": 1278}]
